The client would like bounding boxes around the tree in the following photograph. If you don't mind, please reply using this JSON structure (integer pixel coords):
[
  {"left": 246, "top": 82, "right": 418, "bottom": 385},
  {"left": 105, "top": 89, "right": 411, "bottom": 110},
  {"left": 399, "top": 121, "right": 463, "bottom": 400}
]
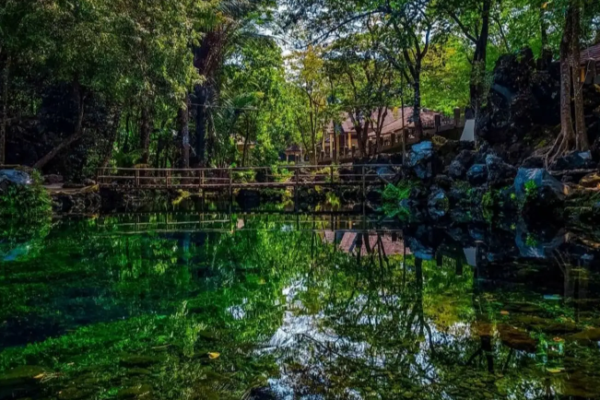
[
  {"left": 546, "top": 0, "right": 589, "bottom": 162},
  {"left": 325, "top": 25, "right": 401, "bottom": 156},
  {"left": 288, "top": 46, "right": 332, "bottom": 163},
  {"left": 439, "top": 0, "right": 493, "bottom": 119}
]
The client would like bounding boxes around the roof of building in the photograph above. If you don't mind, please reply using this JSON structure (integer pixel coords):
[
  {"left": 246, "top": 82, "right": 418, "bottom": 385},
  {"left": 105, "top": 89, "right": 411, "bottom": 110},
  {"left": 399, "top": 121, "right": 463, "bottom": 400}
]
[
  {"left": 329, "top": 231, "right": 411, "bottom": 256},
  {"left": 326, "top": 107, "right": 453, "bottom": 140},
  {"left": 285, "top": 144, "right": 302, "bottom": 153},
  {"left": 581, "top": 43, "right": 600, "bottom": 63}
]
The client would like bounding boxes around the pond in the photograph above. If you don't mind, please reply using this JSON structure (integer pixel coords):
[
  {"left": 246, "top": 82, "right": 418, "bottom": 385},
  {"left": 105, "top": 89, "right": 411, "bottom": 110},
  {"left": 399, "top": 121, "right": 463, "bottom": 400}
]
[{"left": 1, "top": 210, "right": 600, "bottom": 399}]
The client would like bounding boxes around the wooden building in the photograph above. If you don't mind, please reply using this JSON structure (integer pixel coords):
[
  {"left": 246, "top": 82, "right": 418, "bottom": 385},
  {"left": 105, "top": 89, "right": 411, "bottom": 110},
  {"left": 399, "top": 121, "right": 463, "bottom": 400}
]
[{"left": 318, "top": 107, "right": 463, "bottom": 163}]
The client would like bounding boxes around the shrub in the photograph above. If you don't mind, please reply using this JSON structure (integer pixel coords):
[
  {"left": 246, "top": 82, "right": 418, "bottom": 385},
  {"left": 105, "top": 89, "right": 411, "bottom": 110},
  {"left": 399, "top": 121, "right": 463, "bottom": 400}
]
[{"left": 0, "top": 170, "right": 52, "bottom": 241}]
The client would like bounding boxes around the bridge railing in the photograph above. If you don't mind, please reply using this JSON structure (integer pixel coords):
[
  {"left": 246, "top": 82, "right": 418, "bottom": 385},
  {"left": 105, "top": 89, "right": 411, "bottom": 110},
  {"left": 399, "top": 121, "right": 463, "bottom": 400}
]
[{"left": 97, "top": 165, "right": 401, "bottom": 189}]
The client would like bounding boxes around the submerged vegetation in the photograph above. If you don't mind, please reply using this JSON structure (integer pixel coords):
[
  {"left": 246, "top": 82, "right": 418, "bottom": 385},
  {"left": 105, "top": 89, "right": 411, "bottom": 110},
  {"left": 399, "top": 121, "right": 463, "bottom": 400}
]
[{"left": 1, "top": 214, "right": 600, "bottom": 399}]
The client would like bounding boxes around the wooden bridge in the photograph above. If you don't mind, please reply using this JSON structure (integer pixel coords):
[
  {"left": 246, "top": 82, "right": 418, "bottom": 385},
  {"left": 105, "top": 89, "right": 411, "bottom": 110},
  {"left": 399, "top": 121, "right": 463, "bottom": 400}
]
[{"left": 97, "top": 165, "right": 402, "bottom": 192}]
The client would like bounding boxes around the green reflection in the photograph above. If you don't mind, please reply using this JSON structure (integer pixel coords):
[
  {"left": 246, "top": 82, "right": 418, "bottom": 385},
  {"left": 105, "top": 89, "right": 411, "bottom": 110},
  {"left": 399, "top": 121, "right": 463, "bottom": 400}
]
[{"left": 1, "top": 214, "right": 600, "bottom": 399}]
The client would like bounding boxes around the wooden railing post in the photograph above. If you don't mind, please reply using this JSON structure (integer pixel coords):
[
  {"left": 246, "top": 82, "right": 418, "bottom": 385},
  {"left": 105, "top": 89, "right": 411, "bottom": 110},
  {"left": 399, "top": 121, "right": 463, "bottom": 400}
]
[
  {"left": 362, "top": 165, "right": 366, "bottom": 200},
  {"left": 166, "top": 170, "right": 171, "bottom": 187},
  {"left": 135, "top": 169, "right": 140, "bottom": 187},
  {"left": 330, "top": 165, "right": 334, "bottom": 187},
  {"left": 229, "top": 168, "right": 233, "bottom": 199}
]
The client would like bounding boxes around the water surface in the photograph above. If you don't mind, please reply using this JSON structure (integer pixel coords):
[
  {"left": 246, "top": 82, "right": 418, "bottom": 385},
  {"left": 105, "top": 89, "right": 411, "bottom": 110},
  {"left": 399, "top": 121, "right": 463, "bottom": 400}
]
[{"left": 1, "top": 212, "right": 600, "bottom": 399}]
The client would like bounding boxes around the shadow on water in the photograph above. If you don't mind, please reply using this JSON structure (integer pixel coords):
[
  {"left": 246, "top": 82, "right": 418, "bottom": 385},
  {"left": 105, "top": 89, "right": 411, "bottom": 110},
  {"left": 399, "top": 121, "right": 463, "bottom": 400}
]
[{"left": 1, "top": 209, "right": 600, "bottom": 399}]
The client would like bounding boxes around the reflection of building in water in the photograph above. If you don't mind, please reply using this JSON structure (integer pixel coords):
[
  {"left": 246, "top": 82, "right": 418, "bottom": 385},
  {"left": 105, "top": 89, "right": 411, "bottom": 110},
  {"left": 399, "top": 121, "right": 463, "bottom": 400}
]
[{"left": 322, "top": 231, "right": 411, "bottom": 256}]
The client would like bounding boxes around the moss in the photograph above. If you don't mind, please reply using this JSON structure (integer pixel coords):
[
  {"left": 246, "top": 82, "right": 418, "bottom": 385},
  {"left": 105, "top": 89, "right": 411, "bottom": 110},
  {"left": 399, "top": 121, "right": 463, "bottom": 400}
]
[{"left": 481, "top": 191, "right": 495, "bottom": 223}]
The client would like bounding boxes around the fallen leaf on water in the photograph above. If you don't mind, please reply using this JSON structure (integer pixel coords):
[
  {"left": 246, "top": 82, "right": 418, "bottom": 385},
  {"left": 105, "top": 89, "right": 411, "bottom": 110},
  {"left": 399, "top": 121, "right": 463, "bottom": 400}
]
[
  {"left": 208, "top": 352, "right": 220, "bottom": 359},
  {"left": 500, "top": 310, "right": 509, "bottom": 315},
  {"left": 547, "top": 367, "right": 564, "bottom": 374},
  {"left": 34, "top": 373, "right": 45, "bottom": 380}
]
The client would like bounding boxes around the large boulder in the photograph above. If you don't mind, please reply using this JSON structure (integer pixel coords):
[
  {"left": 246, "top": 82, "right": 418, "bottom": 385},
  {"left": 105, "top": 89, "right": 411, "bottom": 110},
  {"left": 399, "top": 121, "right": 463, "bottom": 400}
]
[
  {"left": 448, "top": 149, "right": 474, "bottom": 179},
  {"left": 408, "top": 141, "right": 433, "bottom": 179},
  {"left": 467, "top": 164, "right": 488, "bottom": 186},
  {"left": 427, "top": 188, "right": 449, "bottom": 219},
  {"left": 549, "top": 150, "right": 596, "bottom": 171},
  {"left": 0, "top": 170, "right": 32, "bottom": 186},
  {"left": 486, "top": 154, "right": 517, "bottom": 185},
  {"left": 514, "top": 168, "right": 568, "bottom": 201},
  {"left": 448, "top": 160, "right": 466, "bottom": 179},
  {"left": 0, "top": 170, "right": 32, "bottom": 194}
]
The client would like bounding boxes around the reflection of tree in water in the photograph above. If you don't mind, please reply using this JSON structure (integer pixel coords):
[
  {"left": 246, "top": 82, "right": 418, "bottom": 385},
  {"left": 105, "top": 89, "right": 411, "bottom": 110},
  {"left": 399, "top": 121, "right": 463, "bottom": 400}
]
[
  {"left": 3, "top": 216, "right": 600, "bottom": 399},
  {"left": 266, "top": 230, "right": 600, "bottom": 399}
]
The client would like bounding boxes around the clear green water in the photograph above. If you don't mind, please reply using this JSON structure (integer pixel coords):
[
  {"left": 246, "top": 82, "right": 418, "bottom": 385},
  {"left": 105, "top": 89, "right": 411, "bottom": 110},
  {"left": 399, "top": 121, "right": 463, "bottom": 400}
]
[{"left": 1, "top": 212, "right": 600, "bottom": 399}]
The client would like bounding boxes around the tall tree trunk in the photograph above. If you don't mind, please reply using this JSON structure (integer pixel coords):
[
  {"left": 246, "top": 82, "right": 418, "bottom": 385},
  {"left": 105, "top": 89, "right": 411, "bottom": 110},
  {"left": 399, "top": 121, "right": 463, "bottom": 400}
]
[
  {"left": 140, "top": 106, "right": 152, "bottom": 164},
  {"left": 471, "top": 0, "right": 491, "bottom": 120},
  {"left": 539, "top": 3, "right": 549, "bottom": 52},
  {"left": 571, "top": 0, "right": 588, "bottom": 151},
  {"left": 177, "top": 97, "right": 190, "bottom": 168},
  {"left": 100, "top": 110, "right": 121, "bottom": 170},
  {"left": 242, "top": 116, "right": 250, "bottom": 167},
  {"left": 34, "top": 83, "right": 85, "bottom": 170},
  {"left": 412, "top": 72, "right": 423, "bottom": 139},
  {"left": 0, "top": 57, "right": 9, "bottom": 166},
  {"left": 551, "top": 3, "right": 577, "bottom": 160},
  {"left": 195, "top": 84, "right": 208, "bottom": 166}
]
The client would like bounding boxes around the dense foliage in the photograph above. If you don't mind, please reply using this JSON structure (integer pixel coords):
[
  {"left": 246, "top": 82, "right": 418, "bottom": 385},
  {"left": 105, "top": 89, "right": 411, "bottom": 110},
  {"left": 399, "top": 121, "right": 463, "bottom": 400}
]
[{"left": 0, "top": 0, "right": 599, "bottom": 178}]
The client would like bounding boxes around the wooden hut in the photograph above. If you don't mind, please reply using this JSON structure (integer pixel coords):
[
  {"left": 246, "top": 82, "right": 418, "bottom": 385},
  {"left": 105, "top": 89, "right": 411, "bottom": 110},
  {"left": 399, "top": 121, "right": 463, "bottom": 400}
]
[{"left": 284, "top": 144, "right": 304, "bottom": 163}]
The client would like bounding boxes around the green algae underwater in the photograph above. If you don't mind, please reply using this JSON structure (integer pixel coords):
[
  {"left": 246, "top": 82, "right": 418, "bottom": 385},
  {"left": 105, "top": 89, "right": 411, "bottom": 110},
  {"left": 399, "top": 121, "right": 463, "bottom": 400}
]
[{"left": 1, "top": 212, "right": 600, "bottom": 400}]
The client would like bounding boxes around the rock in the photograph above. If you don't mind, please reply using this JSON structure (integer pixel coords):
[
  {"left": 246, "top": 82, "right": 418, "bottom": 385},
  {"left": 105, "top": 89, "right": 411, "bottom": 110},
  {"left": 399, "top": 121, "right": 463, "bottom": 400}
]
[
  {"left": 0, "top": 170, "right": 32, "bottom": 187},
  {"left": 514, "top": 168, "right": 568, "bottom": 201},
  {"left": 448, "top": 160, "right": 466, "bottom": 179},
  {"left": 486, "top": 154, "right": 517, "bottom": 185},
  {"left": 117, "top": 384, "right": 152, "bottom": 399},
  {"left": 496, "top": 186, "right": 518, "bottom": 211},
  {"left": 44, "top": 174, "right": 64, "bottom": 184},
  {"left": 427, "top": 188, "right": 449, "bottom": 219},
  {"left": 521, "top": 156, "right": 544, "bottom": 168},
  {"left": 83, "top": 178, "right": 96, "bottom": 186},
  {"left": 447, "top": 150, "right": 474, "bottom": 179},
  {"left": 408, "top": 141, "right": 433, "bottom": 179},
  {"left": 550, "top": 150, "right": 596, "bottom": 171},
  {"left": 455, "top": 149, "right": 475, "bottom": 166},
  {"left": 434, "top": 175, "right": 453, "bottom": 190},
  {"left": 248, "top": 387, "right": 277, "bottom": 400},
  {"left": 515, "top": 224, "right": 565, "bottom": 258},
  {"left": 467, "top": 164, "right": 488, "bottom": 186},
  {"left": 498, "top": 324, "right": 538, "bottom": 353},
  {"left": 120, "top": 355, "right": 160, "bottom": 368},
  {"left": 579, "top": 172, "right": 600, "bottom": 188}
]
